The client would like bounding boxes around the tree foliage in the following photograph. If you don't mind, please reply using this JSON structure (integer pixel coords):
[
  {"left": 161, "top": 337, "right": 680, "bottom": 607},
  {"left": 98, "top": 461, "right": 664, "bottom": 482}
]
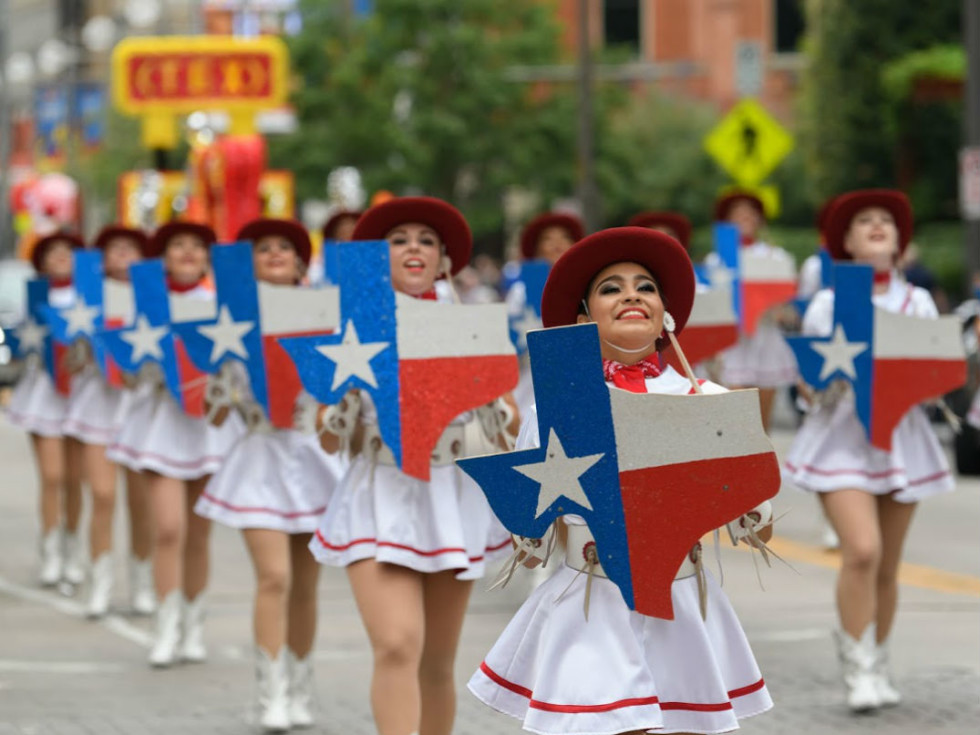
[
  {"left": 798, "top": 0, "right": 961, "bottom": 215},
  {"left": 269, "top": 0, "right": 582, "bottom": 246}
]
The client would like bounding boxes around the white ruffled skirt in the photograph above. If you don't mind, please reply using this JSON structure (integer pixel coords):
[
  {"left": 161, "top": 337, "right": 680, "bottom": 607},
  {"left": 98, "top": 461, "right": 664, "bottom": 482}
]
[
  {"left": 718, "top": 323, "right": 798, "bottom": 388},
  {"left": 309, "top": 454, "right": 512, "bottom": 580},
  {"left": 196, "top": 430, "right": 344, "bottom": 534},
  {"left": 5, "top": 365, "right": 66, "bottom": 437},
  {"left": 783, "top": 396, "right": 953, "bottom": 502},
  {"left": 469, "top": 565, "right": 772, "bottom": 735},
  {"left": 62, "top": 367, "right": 123, "bottom": 446},
  {"left": 107, "top": 383, "right": 244, "bottom": 480}
]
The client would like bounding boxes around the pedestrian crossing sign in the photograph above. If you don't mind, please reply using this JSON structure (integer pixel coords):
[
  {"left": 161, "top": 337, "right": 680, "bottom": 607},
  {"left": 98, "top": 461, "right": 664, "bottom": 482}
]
[{"left": 704, "top": 99, "right": 794, "bottom": 186}]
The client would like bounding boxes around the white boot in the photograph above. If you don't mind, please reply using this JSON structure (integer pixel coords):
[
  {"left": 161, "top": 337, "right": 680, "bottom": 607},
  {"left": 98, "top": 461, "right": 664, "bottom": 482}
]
[
  {"left": 180, "top": 594, "right": 207, "bottom": 663},
  {"left": 62, "top": 532, "right": 86, "bottom": 585},
  {"left": 86, "top": 553, "right": 114, "bottom": 619},
  {"left": 257, "top": 648, "right": 291, "bottom": 732},
  {"left": 129, "top": 557, "right": 156, "bottom": 616},
  {"left": 835, "top": 625, "right": 881, "bottom": 713},
  {"left": 39, "top": 528, "right": 63, "bottom": 587},
  {"left": 148, "top": 590, "right": 183, "bottom": 668},
  {"left": 287, "top": 649, "right": 315, "bottom": 728},
  {"left": 874, "top": 641, "right": 902, "bottom": 707}
]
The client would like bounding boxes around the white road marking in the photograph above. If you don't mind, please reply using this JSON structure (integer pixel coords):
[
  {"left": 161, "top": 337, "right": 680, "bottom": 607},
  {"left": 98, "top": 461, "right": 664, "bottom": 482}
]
[{"left": 0, "top": 660, "right": 126, "bottom": 674}]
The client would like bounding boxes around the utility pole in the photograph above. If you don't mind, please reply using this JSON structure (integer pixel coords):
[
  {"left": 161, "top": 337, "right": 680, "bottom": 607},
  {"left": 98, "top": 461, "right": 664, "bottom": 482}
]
[
  {"left": 577, "top": 0, "right": 599, "bottom": 232},
  {"left": 965, "top": 0, "right": 980, "bottom": 287}
]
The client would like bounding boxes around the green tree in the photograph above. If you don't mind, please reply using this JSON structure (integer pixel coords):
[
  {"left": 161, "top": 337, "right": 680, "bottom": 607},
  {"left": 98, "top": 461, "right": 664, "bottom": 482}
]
[
  {"left": 798, "top": 0, "right": 961, "bottom": 210},
  {"left": 270, "top": 0, "right": 581, "bottom": 248}
]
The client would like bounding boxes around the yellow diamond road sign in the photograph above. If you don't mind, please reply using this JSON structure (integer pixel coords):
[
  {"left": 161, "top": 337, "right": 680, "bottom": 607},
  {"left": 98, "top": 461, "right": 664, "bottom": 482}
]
[{"left": 704, "top": 99, "right": 795, "bottom": 186}]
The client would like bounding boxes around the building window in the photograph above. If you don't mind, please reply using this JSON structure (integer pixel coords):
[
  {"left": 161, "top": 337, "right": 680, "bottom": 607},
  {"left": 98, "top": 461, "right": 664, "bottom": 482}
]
[
  {"left": 603, "top": 0, "right": 641, "bottom": 54},
  {"left": 774, "top": 0, "right": 806, "bottom": 54}
]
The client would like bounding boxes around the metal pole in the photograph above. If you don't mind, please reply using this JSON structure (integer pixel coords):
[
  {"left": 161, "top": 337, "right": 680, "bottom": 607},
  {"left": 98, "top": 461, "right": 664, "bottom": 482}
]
[
  {"left": 0, "top": 0, "right": 12, "bottom": 258},
  {"left": 965, "top": 0, "right": 980, "bottom": 287},
  {"left": 577, "top": 0, "right": 598, "bottom": 231}
]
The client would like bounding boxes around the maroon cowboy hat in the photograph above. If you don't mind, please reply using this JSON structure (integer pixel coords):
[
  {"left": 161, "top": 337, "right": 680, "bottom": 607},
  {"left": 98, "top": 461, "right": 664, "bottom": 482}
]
[
  {"left": 627, "top": 211, "right": 693, "bottom": 250},
  {"left": 714, "top": 191, "right": 766, "bottom": 222},
  {"left": 237, "top": 218, "right": 312, "bottom": 267},
  {"left": 93, "top": 225, "right": 149, "bottom": 255},
  {"left": 352, "top": 196, "right": 472, "bottom": 276},
  {"left": 321, "top": 209, "right": 363, "bottom": 241},
  {"left": 30, "top": 231, "right": 85, "bottom": 273},
  {"left": 824, "top": 189, "right": 913, "bottom": 261},
  {"left": 146, "top": 221, "right": 217, "bottom": 258},
  {"left": 541, "top": 227, "right": 695, "bottom": 335},
  {"left": 519, "top": 212, "right": 585, "bottom": 260}
]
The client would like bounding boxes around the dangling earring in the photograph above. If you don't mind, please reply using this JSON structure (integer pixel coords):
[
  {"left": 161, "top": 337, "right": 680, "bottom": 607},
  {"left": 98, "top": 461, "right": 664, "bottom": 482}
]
[{"left": 662, "top": 311, "right": 676, "bottom": 333}]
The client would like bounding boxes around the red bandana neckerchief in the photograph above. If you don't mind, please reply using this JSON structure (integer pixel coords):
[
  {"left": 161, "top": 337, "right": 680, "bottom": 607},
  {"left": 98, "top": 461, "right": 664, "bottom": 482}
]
[
  {"left": 48, "top": 277, "right": 73, "bottom": 289},
  {"left": 412, "top": 288, "right": 438, "bottom": 301},
  {"left": 166, "top": 277, "right": 203, "bottom": 293},
  {"left": 602, "top": 357, "right": 661, "bottom": 394},
  {"left": 873, "top": 271, "right": 891, "bottom": 287},
  {"left": 740, "top": 234, "right": 756, "bottom": 246}
]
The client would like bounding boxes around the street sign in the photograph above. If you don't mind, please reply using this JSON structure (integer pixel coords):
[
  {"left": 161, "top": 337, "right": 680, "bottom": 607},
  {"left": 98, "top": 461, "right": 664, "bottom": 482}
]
[
  {"left": 735, "top": 40, "right": 763, "bottom": 98},
  {"left": 960, "top": 146, "right": 980, "bottom": 221},
  {"left": 704, "top": 99, "right": 794, "bottom": 187}
]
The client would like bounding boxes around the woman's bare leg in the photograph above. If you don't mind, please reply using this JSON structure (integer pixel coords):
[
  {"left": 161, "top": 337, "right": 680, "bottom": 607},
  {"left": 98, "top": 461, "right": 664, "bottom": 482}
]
[
  {"left": 125, "top": 469, "right": 152, "bottom": 560},
  {"left": 63, "top": 437, "right": 84, "bottom": 533},
  {"left": 84, "top": 442, "right": 116, "bottom": 559},
  {"left": 147, "top": 472, "right": 186, "bottom": 598},
  {"left": 287, "top": 533, "right": 320, "bottom": 658},
  {"left": 30, "top": 434, "right": 66, "bottom": 533},
  {"left": 418, "top": 571, "right": 473, "bottom": 735},
  {"left": 875, "top": 495, "right": 917, "bottom": 642},
  {"left": 243, "top": 528, "right": 291, "bottom": 655},
  {"left": 182, "top": 476, "right": 212, "bottom": 601},
  {"left": 347, "top": 560, "right": 425, "bottom": 735}
]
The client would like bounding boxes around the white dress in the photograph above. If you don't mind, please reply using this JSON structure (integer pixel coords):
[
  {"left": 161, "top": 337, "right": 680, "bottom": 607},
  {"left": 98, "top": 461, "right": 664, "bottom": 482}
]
[
  {"left": 714, "top": 242, "right": 799, "bottom": 388},
  {"left": 469, "top": 368, "right": 773, "bottom": 735},
  {"left": 5, "top": 284, "right": 75, "bottom": 437},
  {"left": 62, "top": 363, "right": 124, "bottom": 446},
  {"left": 309, "top": 392, "right": 512, "bottom": 580},
  {"left": 195, "top": 368, "right": 344, "bottom": 534},
  {"left": 106, "top": 284, "right": 245, "bottom": 480},
  {"left": 783, "top": 277, "right": 954, "bottom": 502}
]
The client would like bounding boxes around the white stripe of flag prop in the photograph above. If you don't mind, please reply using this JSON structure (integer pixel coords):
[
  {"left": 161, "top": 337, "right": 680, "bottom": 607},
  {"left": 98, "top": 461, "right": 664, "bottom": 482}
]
[
  {"left": 661, "top": 285, "right": 738, "bottom": 371},
  {"left": 710, "top": 223, "right": 796, "bottom": 336},
  {"left": 788, "top": 263, "right": 966, "bottom": 450},
  {"left": 99, "top": 260, "right": 216, "bottom": 416},
  {"left": 42, "top": 249, "right": 134, "bottom": 389},
  {"left": 457, "top": 323, "right": 780, "bottom": 620},
  {"left": 280, "top": 240, "right": 519, "bottom": 482},
  {"left": 172, "top": 242, "right": 340, "bottom": 428},
  {"left": 8, "top": 279, "right": 70, "bottom": 394}
]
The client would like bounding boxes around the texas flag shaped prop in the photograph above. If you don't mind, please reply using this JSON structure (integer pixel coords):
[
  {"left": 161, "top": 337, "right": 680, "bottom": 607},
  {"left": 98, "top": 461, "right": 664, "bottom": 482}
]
[
  {"left": 100, "top": 260, "right": 214, "bottom": 416},
  {"left": 9, "top": 279, "right": 70, "bottom": 394},
  {"left": 172, "top": 243, "right": 340, "bottom": 428},
  {"left": 43, "top": 249, "right": 133, "bottom": 389},
  {"left": 280, "top": 240, "right": 519, "bottom": 481},
  {"left": 457, "top": 323, "right": 781, "bottom": 620},
  {"left": 507, "top": 260, "right": 550, "bottom": 357},
  {"left": 787, "top": 263, "right": 966, "bottom": 451},
  {"left": 710, "top": 223, "right": 797, "bottom": 336},
  {"left": 661, "top": 285, "right": 739, "bottom": 371}
]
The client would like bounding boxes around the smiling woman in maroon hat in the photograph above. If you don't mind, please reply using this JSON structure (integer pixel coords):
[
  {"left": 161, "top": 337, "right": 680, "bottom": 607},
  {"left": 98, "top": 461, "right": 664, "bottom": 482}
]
[
  {"left": 193, "top": 217, "right": 341, "bottom": 729},
  {"left": 7, "top": 230, "right": 87, "bottom": 591},
  {"left": 784, "top": 189, "right": 948, "bottom": 714},
  {"left": 52, "top": 225, "right": 156, "bottom": 619},
  {"left": 311, "top": 196, "right": 517, "bottom": 735},
  {"left": 108, "top": 219, "right": 244, "bottom": 669},
  {"left": 468, "top": 227, "right": 775, "bottom": 735}
]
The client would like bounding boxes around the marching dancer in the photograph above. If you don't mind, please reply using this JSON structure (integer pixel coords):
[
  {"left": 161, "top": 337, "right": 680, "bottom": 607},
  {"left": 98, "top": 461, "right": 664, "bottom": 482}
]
[
  {"left": 713, "top": 191, "right": 798, "bottom": 431},
  {"left": 194, "top": 219, "right": 344, "bottom": 731},
  {"left": 627, "top": 210, "right": 693, "bottom": 250},
  {"left": 311, "top": 197, "right": 516, "bottom": 735},
  {"left": 468, "top": 227, "right": 775, "bottom": 734},
  {"left": 783, "top": 190, "right": 953, "bottom": 712},
  {"left": 108, "top": 221, "right": 243, "bottom": 667},
  {"left": 7, "top": 232, "right": 86, "bottom": 587},
  {"left": 62, "top": 226, "right": 155, "bottom": 617}
]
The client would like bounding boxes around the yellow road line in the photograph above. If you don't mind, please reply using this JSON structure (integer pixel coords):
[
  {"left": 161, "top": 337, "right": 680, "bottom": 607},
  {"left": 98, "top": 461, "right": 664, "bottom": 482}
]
[{"left": 754, "top": 536, "right": 980, "bottom": 598}]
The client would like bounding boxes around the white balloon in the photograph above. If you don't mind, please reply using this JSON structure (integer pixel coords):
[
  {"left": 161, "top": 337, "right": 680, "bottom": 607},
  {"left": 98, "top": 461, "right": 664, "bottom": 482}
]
[
  {"left": 4, "top": 52, "right": 35, "bottom": 85},
  {"left": 124, "top": 0, "right": 162, "bottom": 29},
  {"left": 37, "top": 39, "right": 70, "bottom": 78},
  {"left": 81, "top": 16, "right": 117, "bottom": 52}
]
